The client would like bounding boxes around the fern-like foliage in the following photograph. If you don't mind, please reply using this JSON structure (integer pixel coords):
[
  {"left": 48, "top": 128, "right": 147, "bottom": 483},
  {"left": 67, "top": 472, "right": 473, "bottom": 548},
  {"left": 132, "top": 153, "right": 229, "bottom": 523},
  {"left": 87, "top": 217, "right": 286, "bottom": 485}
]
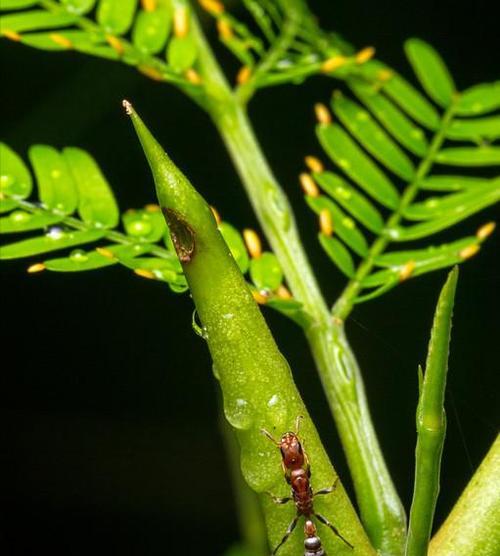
[
  {"left": 301, "top": 39, "right": 499, "bottom": 317},
  {"left": 0, "top": 142, "right": 307, "bottom": 324},
  {"left": 0, "top": 0, "right": 372, "bottom": 102},
  {"left": 0, "top": 0, "right": 207, "bottom": 87},
  {"left": 199, "top": 0, "right": 364, "bottom": 100}
]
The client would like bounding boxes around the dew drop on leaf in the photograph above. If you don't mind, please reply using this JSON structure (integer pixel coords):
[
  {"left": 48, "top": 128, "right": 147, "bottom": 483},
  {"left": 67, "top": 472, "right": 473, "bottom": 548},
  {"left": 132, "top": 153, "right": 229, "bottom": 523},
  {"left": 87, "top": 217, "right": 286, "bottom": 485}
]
[
  {"left": 10, "top": 210, "right": 31, "bottom": 223},
  {"left": 46, "top": 227, "right": 65, "bottom": 240},
  {"left": 266, "top": 393, "right": 288, "bottom": 429},
  {"left": 70, "top": 249, "right": 88, "bottom": 263},
  {"left": 224, "top": 397, "right": 254, "bottom": 430}
]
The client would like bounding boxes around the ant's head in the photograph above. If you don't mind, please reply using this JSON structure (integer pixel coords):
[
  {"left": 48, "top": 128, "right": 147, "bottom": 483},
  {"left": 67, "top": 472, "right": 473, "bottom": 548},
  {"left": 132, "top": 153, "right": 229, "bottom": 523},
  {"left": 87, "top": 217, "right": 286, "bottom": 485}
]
[{"left": 279, "top": 431, "right": 305, "bottom": 468}]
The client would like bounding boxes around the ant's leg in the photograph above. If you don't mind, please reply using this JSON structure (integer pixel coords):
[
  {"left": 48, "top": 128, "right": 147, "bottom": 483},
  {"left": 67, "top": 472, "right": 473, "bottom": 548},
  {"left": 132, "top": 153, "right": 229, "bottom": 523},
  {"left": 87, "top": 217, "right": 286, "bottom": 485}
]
[
  {"left": 314, "top": 513, "right": 354, "bottom": 549},
  {"left": 294, "top": 415, "right": 304, "bottom": 434},
  {"left": 314, "top": 477, "right": 339, "bottom": 497},
  {"left": 261, "top": 428, "right": 279, "bottom": 445},
  {"left": 265, "top": 491, "right": 292, "bottom": 505},
  {"left": 271, "top": 515, "right": 300, "bottom": 555}
]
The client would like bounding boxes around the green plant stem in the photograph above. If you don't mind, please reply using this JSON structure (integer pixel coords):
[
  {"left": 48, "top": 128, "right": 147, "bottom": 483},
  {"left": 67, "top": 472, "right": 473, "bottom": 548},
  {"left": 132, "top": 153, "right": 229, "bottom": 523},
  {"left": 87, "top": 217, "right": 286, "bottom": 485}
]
[
  {"left": 333, "top": 99, "right": 459, "bottom": 321},
  {"left": 406, "top": 267, "right": 458, "bottom": 556},
  {"left": 190, "top": 11, "right": 406, "bottom": 555},
  {"left": 429, "top": 434, "right": 500, "bottom": 556}
]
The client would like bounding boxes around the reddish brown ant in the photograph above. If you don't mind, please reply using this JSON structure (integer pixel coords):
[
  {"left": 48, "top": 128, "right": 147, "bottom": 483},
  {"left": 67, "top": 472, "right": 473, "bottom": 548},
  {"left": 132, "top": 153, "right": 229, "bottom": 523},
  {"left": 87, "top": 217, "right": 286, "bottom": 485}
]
[{"left": 262, "top": 416, "right": 353, "bottom": 555}]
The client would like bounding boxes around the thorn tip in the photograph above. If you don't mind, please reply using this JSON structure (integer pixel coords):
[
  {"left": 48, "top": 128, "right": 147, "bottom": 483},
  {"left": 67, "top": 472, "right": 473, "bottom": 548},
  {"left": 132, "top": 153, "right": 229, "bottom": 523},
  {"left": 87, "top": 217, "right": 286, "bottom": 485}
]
[{"left": 122, "top": 99, "right": 133, "bottom": 115}]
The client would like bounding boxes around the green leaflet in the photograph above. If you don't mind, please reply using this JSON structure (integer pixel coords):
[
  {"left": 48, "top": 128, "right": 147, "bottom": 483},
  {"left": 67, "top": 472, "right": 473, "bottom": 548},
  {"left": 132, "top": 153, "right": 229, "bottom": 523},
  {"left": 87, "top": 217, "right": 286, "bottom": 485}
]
[
  {"left": 0, "top": 0, "right": 38, "bottom": 9},
  {"left": 403, "top": 184, "right": 500, "bottom": 221},
  {"left": 306, "top": 195, "right": 368, "bottom": 256},
  {"left": 0, "top": 209, "right": 63, "bottom": 233},
  {"left": 350, "top": 80, "right": 429, "bottom": 157},
  {"left": 388, "top": 185, "right": 500, "bottom": 240},
  {"left": 43, "top": 243, "right": 150, "bottom": 272},
  {"left": 318, "top": 233, "right": 355, "bottom": 277},
  {"left": 60, "top": 0, "right": 96, "bottom": 15},
  {"left": 0, "top": 143, "right": 32, "bottom": 199},
  {"left": 266, "top": 298, "right": 312, "bottom": 329},
  {"left": 314, "top": 171, "right": 384, "bottom": 233},
  {"left": 446, "top": 116, "right": 500, "bottom": 142},
  {"left": 360, "top": 60, "right": 441, "bottom": 130},
  {"left": 167, "top": 34, "right": 197, "bottom": 72},
  {"left": 218, "top": 221, "right": 249, "bottom": 274},
  {"left": 20, "top": 30, "right": 119, "bottom": 60},
  {"left": 118, "top": 255, "right": 186, "bottom": 288},
  {"left": 420, "top": 175, "right": 496, "bottom": 192},
  {"left": 0, "top": 200, "right": 18, "bottom": 214},
  {"left": 0, "top": 229, "right": 105, "bottom": 259},
  {"left": 132, "top": 7, "right": 171, "bottom": 55},
  {"left": 317, "top": 123, "right": 400, "bottom": 209},
  {"left": 435, "top": 146, "right": 500, "bottom": 166},
  {"left": 96, "top": 0, "right": 138, "bottom": 35},
  {"left": 364, "top": 237, "right": 478, "bottom": 287},
  {"left": 28, "top": 145, "right": 78, "bottom": 214},
  {"left": 249, "top": 252, "right": 283, "bottom": 291},
  {"left": 0, "top": 10, "right": 77, "bottom": 33},
  {"left": 122, "top": 207, "right": 167, "bottom": 242},
  {"left": 63, "top": 147, "right": 119, "bottom": 228},
  {"left": 331, "top": 92, "right": 415, "bottom": 180},
  {"left": 456, "top": 81, "right": 500, "bottom": 116},
  {"left": 405, "top": 38, "right": 455, "bottom": 108}
]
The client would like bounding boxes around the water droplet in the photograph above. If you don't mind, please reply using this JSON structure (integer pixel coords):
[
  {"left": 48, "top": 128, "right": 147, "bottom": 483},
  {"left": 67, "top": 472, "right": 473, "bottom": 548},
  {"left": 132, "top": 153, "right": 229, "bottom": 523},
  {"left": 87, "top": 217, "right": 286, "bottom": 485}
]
[
  {"left": 266, "top": 393, "right": 288, "bottom": 429},
  {"left": 224, "top": 398, "right": 254, "bottom": 430},
  {"left": 339, "top": 159, "right": 350, "bottom": 169},
  {"left": 129, "top": 219, "right": 152, "bottom": 236},
  {"left": 10, "top": 210, "right": 30, "bottom": 223},
  {"left": 46, "top": 226, "right": 64, "bottom": 240},
  {"left": 356, "top": 111, "right": 369, "bottom": 121},
  {"left": 425, "top": 198, "right": 439, "bottom": 208},
  {"left": 50, "top": 169, "right": 61, "bottom": 179},
  {"left": 70, "top": 249, "right": 88, "bottom": 263}
]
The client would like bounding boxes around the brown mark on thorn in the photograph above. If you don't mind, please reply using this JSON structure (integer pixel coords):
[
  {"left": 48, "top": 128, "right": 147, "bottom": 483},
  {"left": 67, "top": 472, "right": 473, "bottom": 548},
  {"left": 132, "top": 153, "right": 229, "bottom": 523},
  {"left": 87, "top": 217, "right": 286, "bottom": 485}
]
[{"left": 163, "top": 208, "right": 195, "bottom": 263}]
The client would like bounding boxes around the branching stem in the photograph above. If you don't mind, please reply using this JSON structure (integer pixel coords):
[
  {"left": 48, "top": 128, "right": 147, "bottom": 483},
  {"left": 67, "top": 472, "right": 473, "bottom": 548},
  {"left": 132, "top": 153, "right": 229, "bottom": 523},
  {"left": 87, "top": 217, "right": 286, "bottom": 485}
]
[{"left": 189, "top": 9, "right": 406, "bottom": 554}]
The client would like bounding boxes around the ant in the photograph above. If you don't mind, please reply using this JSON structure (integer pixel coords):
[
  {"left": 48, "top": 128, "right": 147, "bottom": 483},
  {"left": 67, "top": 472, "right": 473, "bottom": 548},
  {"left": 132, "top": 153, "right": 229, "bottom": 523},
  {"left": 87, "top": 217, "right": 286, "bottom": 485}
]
[{"left": 262, "top": 416, "right": 353, "bottom": 555}]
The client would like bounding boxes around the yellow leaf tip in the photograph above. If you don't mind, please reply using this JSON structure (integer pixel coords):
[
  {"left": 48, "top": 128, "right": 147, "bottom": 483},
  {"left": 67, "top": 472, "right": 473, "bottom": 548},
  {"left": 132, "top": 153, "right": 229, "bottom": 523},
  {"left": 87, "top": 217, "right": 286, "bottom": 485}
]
[
  {"left": 134, "top": 268, "right": 156, "bottom": 280},
  {"left": 27, "top": 263, "right": 45, "bottom": 274},
  {"left": 314, "top": 103, "right": 332, "bottom": 125},
  {"left": 459, "top": 244, "right": 480, "bottom": 260},
  {"left": 243, "top": 228, "right": 262, "bottom": 259},
  {"left": 356, "top": 46, "right": 376, "bottom": 64},
  {"left": 476, "top": 221, "right": 495, "bottom": 241},
  {"left": 304, "top": 156, "right": 324, "bottom": 174},
  {"left": 399, "top": 260, "right": 416, "bottom": 282},
  {"left": 319, "top": 209, "right": 333, "bottom": 236},
  {"left": 299, "top": 173, "right": 320, "bottom": 197}
]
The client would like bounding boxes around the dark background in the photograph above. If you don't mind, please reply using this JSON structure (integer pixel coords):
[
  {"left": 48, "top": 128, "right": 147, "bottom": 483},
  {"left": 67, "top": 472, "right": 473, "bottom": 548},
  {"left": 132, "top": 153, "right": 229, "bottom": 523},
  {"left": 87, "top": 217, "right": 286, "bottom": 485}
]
[{"left": 1, "top": 1, "right": 498, "bottom": 555}]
